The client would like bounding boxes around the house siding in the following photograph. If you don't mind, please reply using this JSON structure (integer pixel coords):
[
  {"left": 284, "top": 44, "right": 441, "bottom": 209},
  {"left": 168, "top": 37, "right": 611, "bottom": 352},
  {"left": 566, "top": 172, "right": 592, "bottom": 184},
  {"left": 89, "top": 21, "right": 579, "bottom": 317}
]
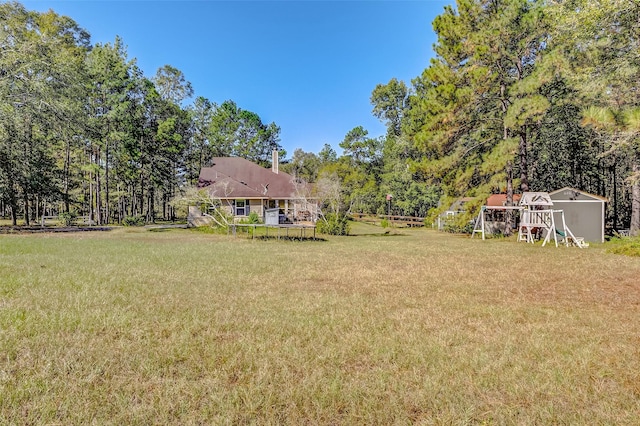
[{"left": 249, "top": 199, "right": 264, "bottom": 218}]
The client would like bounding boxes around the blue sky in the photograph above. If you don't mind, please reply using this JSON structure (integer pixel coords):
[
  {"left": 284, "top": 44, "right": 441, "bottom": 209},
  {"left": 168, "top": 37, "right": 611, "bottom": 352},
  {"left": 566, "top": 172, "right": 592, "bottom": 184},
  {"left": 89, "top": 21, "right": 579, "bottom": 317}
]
[{"left": 23, "top": 0, "right": 451, "bottom": 158}]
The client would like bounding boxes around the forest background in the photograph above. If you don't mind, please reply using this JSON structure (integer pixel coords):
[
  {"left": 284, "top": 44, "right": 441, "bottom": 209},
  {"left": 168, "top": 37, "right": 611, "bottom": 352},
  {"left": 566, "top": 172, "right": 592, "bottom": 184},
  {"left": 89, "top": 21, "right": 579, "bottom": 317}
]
[{"left": 1, "top": 0, "right": 638, "bottom": 235}]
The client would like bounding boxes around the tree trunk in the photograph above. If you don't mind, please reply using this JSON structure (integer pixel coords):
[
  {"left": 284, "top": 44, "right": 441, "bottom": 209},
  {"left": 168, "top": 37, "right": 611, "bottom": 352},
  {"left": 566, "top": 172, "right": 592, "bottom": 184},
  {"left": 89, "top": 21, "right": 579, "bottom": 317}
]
[
  {"left": 505, "top": 160, "right": 513, "bottom": 237},
  {"left": 10, "top": 202, "right": 17, "bottom": 226},
  {"left": 105, "top": 139, "right": 110, "bottom": 225},
  {"left": 630, "top": 161, "right": 640, "bottom": 236},
  {"left": 23, "top": 194, "right": 30, "bottom": 226},
  {"left": 7, "top": 176, "right": 18, "bottom": 226},
  {"left": 612, "top": 162, "right": 618, "bottom": 229},
  {"left": 162, "top": 193, "right": 167, "bottom": 221},
  {"left": 147, "top": 189, "right": 155, "bottom": 223},
  {"left": 95, "top": 150, "right": 102, "bottom": 225},
  {"left": 88, "top": 153, "right": 94, "bottom": 224},
  {"left": 130, "top": 184, "right": 135, "bottom": 217},
  {"left": 519, "top": 128, "right": 529, "bottom": 192},
  {"left": 500, "top": 80, "right": 514, "bottom": 237},
  {"left": 117, "top": 183, "right": 123, "bottom": 223},
  {"left": 64, "top": 139, "right": 71, "bottom": 213}
]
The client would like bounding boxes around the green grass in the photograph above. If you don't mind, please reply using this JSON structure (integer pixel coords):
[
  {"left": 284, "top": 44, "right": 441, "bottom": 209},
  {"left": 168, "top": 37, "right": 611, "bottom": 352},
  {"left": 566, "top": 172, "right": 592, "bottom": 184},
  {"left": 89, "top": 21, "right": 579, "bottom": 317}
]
[
  {"left": 606, "top": 236, "right": 640, "bottom": 257},
  {"left": 1, "top": 227, "right": 639, "bottom": 424}
]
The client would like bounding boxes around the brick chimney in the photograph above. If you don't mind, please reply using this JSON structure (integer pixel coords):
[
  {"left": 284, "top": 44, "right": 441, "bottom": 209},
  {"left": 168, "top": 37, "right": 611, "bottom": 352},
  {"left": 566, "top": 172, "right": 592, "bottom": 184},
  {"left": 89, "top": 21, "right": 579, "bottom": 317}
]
[{"left": 271, "top": 149, "right": 279, "bottom": 174}]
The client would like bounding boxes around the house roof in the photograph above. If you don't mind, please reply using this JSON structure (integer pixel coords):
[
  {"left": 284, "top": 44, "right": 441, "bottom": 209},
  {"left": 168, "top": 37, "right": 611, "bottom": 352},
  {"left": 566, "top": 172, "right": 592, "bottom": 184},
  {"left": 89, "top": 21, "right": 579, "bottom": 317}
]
[
  {"left": 198, "top": 157, "right": 300, "bottom": 199},
  {"left": 549, "top": 187, "right": 608, "bottom": 202},
  {"left": 447, "top": 196, "right": 477, "bottom": 211},
  {"left": 486, "top": 194, "right": 522, "bottom": 207}
]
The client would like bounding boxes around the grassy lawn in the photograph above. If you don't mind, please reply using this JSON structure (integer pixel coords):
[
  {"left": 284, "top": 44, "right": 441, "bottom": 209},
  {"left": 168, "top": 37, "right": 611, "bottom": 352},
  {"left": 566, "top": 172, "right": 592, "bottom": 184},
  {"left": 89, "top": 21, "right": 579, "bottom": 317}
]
[{"left": 1, "top": 225, "right": 639, "bottom": 424}]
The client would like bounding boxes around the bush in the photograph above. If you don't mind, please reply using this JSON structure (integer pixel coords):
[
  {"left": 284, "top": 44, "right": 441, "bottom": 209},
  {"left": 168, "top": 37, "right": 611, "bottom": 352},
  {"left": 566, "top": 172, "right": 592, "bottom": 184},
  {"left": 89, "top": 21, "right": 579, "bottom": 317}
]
[
  {"left": 317, "top": 213, "right": 350, "bottom": 236},
  {"left": 58, "top": 212, "right": 77, "bottom": 227},
  {"left": 247, "top": 211, "right": 261, "bottom": 224},
  {"left": 192, "top": 225, "right": 227, "bottom": 235},
  {"left": 122, "top": 215, "right": 145, "bottom": 227},
  {"left": 443, "top": 220, "right": 475, "bottom": 234},
  {"left": 606, "top": 236, "right": 640, "bottom": 257},
  {"left": 380, "top": 218, "right": 390, "bottom": 228},
  {"left": 237, "top": 211, "right": 262, "bottom": 226}
]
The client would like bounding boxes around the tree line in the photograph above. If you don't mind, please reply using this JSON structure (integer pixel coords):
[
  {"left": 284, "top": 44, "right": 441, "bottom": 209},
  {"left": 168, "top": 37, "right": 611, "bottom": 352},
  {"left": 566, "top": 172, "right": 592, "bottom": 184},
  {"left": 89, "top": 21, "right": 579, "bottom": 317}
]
[
  {"left": 0, "top": 2, "right": 284, "bottom": 225},
  {"left": 2, "top": 0, "right": 638, "bottom": 235},
  {"left": 288, "top": 0, "right": 639, "bottom": 236}
]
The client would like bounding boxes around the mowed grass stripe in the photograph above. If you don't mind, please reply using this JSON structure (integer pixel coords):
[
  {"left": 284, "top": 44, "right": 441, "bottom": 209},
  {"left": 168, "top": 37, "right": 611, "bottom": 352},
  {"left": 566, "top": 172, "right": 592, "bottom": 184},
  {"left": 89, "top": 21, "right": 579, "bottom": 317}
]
[{"left": 1, "top": 227, "right": 639, "bottom": 424}]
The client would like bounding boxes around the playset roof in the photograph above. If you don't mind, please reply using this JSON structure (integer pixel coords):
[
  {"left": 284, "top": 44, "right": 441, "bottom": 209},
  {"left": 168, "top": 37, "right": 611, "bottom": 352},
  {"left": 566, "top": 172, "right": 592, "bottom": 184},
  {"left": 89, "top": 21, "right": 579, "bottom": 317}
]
[{"left": 519, "top": 192, "right": 553, "bottom": 207}]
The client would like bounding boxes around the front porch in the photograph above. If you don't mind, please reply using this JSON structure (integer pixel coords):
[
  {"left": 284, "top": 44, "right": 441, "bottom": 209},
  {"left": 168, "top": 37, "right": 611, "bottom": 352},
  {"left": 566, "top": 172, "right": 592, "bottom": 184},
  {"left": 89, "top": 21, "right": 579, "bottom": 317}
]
[{"left": 228, "top": 198, "right": 318, "bottom": 224}]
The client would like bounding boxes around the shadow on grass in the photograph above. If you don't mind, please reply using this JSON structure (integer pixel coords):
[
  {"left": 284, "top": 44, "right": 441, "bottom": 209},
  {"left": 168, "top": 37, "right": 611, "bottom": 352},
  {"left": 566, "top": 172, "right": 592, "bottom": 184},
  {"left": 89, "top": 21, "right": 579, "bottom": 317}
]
[
  {"left": 209, "top": 232, "right": 327, "bottom": 242},
  {"left": 246, "top": 236, "right": 327, "bottom": 242},
  {"left": 367, "top": 232, "right": 409, "bottom": 237},
  {"left": 347, "top": 230, "right": 408, "bottom": 237},
  {"left": 145, "top": 224, "right": 188, "bottom": 232},
  {"left": 0, "top": 226, "right": 113, "bottom": 234}
]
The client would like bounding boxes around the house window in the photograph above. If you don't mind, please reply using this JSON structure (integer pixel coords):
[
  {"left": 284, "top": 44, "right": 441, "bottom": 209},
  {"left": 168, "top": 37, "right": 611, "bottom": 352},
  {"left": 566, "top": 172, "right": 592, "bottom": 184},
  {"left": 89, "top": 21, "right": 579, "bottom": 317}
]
[{"left": 235, "top": 200, "right": 249, "bottom": 216}]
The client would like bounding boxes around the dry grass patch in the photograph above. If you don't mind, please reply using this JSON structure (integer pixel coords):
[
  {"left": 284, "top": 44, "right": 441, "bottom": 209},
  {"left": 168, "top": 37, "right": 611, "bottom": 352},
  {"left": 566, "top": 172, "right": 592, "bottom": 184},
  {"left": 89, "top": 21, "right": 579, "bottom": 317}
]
[{"left": 1, "top": 227, "right": 639, "bottom": 424}]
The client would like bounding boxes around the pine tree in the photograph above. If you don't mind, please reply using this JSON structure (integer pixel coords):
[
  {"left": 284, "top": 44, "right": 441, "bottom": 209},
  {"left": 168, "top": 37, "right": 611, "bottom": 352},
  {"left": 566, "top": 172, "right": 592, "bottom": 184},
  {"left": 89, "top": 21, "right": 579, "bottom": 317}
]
[{"left": 552, "top": 0, "right": 640, "bottom": 234}]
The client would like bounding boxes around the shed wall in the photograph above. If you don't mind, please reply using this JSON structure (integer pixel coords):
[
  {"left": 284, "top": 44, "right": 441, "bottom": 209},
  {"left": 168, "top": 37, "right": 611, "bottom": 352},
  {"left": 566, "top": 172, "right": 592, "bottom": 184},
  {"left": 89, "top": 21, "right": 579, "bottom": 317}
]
[{"left": 552, "top": 202, "right": 603, "bottom": 242}]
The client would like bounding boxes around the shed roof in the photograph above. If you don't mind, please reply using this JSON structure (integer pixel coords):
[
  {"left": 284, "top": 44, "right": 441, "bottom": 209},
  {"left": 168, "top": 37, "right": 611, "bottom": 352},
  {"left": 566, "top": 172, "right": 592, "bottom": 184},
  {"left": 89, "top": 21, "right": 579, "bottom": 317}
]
[
  {"left": 549, "top": 187, "right": 608, "bottom": 202},
  {"left": 486, "top": 193, "right": 522, "bottom": 207},
  {"left": 198, "top": 157, "right": 300, "bottom": 199}
]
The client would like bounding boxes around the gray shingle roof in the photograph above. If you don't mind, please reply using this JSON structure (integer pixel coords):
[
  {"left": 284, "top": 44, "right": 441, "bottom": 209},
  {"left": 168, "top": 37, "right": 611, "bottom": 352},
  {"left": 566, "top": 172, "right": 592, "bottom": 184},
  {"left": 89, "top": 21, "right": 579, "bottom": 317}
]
[{"left": 198, "top": 157, "right": 299, "bottom": 199}]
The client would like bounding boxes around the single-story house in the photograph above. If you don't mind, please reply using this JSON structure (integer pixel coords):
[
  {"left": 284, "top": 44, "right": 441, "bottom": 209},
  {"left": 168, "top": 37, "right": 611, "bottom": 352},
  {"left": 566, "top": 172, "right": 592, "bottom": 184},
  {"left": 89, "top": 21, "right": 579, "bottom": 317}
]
[
  {"left": 483, "top": 193, "right": 523, "bottom": 233},
  {"left": 486, "top": 193, "right": 522, "bottom": 207},
  {"left": 190, "top": 153, "right": 318, "bottom": 226},
  {"left": 437, "top": 197, "right": 477, "bottom": 230},
  {"left": 445, "top": 197, "right": 477, "bottom": 215},
  {"left": 549, "top": 187, "right": 607, "bottom": 243}
]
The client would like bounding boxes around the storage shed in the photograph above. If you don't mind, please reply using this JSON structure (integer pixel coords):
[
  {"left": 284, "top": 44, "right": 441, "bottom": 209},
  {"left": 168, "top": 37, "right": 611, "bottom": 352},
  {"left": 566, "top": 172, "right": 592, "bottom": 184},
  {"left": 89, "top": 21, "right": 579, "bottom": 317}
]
[
  {"left": 264, "top": 208, "right": 280, "bottom": 226},
  {"left": 549, "top": 187, "right": 607, "bottom": 243}
]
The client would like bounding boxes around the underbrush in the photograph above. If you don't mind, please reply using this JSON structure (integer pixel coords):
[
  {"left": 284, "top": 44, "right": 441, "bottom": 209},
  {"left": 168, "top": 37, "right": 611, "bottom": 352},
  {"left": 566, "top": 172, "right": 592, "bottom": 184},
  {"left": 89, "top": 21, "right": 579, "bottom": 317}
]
[
  {"left": 122, "top": 215, "right": 146, "bottom": 226},
  {"left": 316, "top": 213, "right": 350, "bottom": 235},
  {"left": 190, "top": 225, "right": 228, "bottom": 235},
  {"left": 606, "top": 236, "right": 640, "bottom": 257}
]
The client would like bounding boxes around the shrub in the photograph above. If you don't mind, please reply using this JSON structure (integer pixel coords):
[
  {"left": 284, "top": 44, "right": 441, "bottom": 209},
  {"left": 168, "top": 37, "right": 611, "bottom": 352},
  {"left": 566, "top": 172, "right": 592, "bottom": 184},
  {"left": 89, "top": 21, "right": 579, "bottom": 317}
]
[
  {"left": 58, "top": 212, "right": 77, "bottom": 227},
  {"left": 317, "top": 213, "right": 350, "bottom": 236},
  {"left": 237, "top": 211, "right": 261, "bottom": 226},
  {"left": 122, "top": 215, "right": 146, "bottom": 227},
  {"left": 606, "top": 236, "right": 640, "bottom": 257},
  {"left": 192, "top": 225, "right": 227, "bottom": 235},
  {"left": 247, "top": 211, "right": 261, "bottom": 224},
  {"left": 380, "top": 218, "right": 390, "bottom": 228},
  {"left": 443, "top": 220, "right": 475, "bottom": 234}
]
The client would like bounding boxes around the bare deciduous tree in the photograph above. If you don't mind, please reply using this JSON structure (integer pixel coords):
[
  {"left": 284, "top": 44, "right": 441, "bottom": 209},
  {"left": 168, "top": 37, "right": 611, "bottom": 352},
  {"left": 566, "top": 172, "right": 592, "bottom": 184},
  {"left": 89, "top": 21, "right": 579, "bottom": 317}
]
[{"left": 171, "top": 182, "right": 234, "bottom": 228}]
